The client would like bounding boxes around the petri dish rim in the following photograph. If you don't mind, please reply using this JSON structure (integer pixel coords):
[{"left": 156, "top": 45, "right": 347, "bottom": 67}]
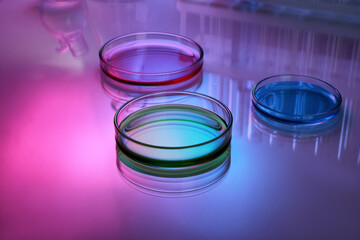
[
  {"left": 114, "top": 91, "right": 233, "bottom": 150},
  {"left": 252, "top": 74, "right": 342, "bottom": 122},
  {"left": 99, "top": 32, "right": 204, "bottom": 83}
]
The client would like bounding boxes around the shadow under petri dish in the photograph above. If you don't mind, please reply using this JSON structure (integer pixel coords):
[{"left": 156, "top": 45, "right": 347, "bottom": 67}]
[
  {"left": 114, "top": 92, "right": 233, "bottom": 167},
  {"left": 252, "top": 74, "right": 342, "bottom": 124},
  {"left": 100, "top": 69, "right": 203, "bottom": 110},
  {"left": 99, "top": 32, "right": 203, "bottom": 85},
  {"left": 116, "top": 145, "right": 231, "bottom": 197},
  {"left": 251, "top": 106, "right": 341, "bottom": 139}
]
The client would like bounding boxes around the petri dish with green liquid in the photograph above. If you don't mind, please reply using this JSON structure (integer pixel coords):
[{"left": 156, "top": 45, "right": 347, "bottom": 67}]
[{"left": 114, "top": 91, "right": 233, "bottom": 167}]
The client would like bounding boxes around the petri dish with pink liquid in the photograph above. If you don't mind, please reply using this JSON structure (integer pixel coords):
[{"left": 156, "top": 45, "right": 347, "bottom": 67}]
[{"left": 99, "top": 32, "right": 203, "bottom": 85}]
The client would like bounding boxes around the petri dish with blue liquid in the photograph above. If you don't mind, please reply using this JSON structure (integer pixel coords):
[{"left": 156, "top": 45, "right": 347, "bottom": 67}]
[
  {"left": 114, "top": 91, "right": 233, "bottom": 167},
  {"left": 252, "top": 74, "right": 342, "bottom": 124}
]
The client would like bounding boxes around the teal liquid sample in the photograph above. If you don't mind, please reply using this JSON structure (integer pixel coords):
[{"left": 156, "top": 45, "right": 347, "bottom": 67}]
[{"left": 120, "top": 104, "right": 227, "bottom": 148}]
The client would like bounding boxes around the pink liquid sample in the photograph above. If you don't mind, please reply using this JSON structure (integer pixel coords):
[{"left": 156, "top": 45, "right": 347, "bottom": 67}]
[{"left": 103, "top": 41, "right": 200, "bottom": 74}]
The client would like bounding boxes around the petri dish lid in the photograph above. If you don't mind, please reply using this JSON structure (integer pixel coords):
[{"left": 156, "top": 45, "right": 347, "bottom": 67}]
[
  {"left": 252, "top": 74, "right": 342, "bottom": 124},
  {"left": 99, "top": 32, "right": 204, "bottom": 85}
]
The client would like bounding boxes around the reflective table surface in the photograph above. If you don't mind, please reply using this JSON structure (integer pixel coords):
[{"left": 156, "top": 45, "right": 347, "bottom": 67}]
[{"left": 1, "top": 1, "right": 360, "bottom": 239}]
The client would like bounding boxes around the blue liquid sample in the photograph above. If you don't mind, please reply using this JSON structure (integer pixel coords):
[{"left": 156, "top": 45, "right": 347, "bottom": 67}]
[{"left": 254, "top": 81, "right": 340, "bottom": 123}]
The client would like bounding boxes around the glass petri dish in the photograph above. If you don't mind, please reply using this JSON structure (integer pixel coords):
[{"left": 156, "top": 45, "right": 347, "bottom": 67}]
[
  {"left": 99, "top": 32, "right": 203, "bottom": 85},
  {"left": 252, "top": 74, "right": 342, "bottom": 124},
  {"left": 116, "top": 145, "right": 230, "bottom": 197},
  {"left": 114, "top": 91, "right": 233, "bottom": 167}
]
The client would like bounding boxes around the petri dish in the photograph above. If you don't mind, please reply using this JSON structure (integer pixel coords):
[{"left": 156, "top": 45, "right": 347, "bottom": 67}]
[
  {"left": 116, "top": 145, "right": 230, "bottom": 197},
  {"left": 99, "top": 32, "right": 203, "bottom": 85},
  {"left": 252, "top": 74, "right": 342, "bottom": 124},
  {"left": 114, "top": 91, "right": 233, "bottom": 167}
]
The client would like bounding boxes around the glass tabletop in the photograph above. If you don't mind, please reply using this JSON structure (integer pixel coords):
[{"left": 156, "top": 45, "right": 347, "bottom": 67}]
[{"left": 1, "top": 0, "right": 359, "bottom": 239}]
